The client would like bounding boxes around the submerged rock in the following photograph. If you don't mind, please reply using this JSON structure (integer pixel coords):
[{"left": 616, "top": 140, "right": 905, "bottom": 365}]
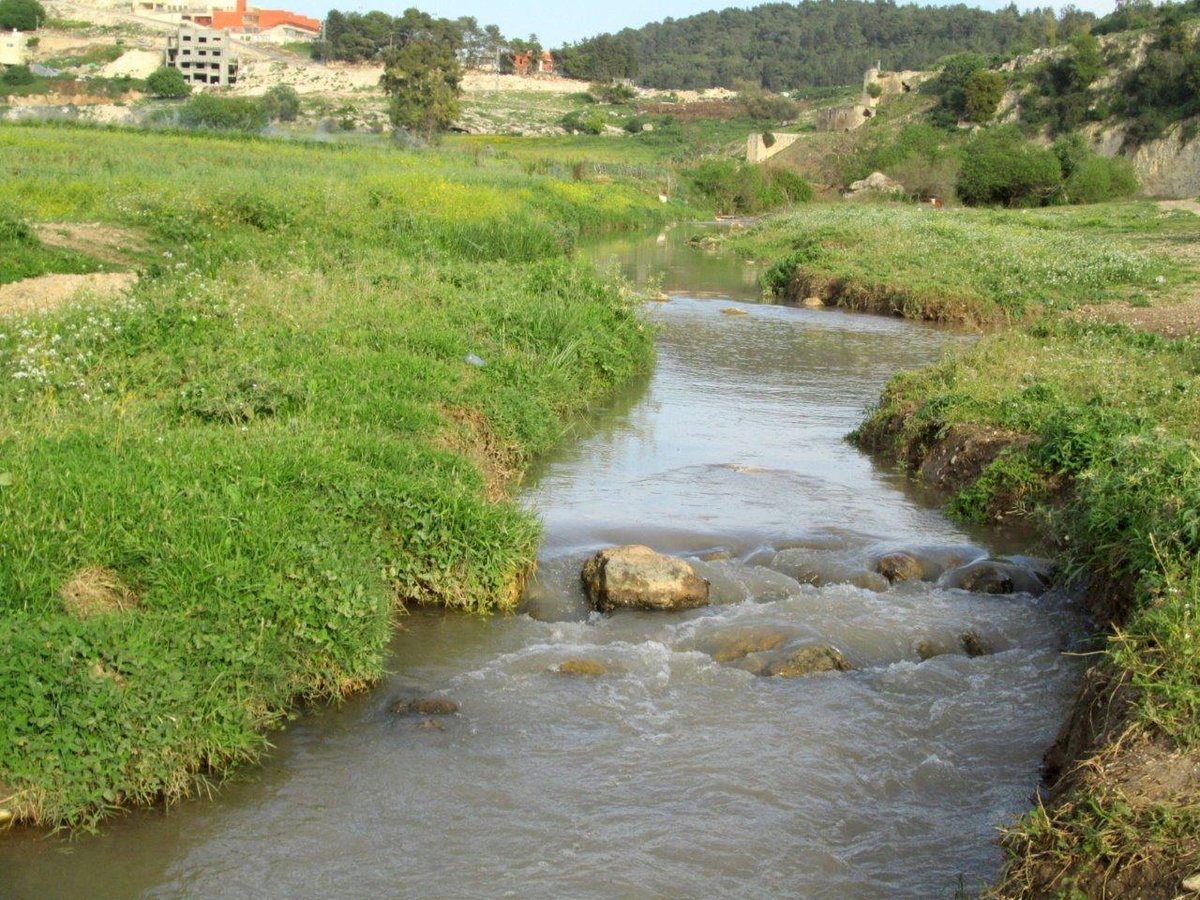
[
  {"left": 555, "top": 658, "right": 611, "bottom": 677},
  {"left": 581, "top": 545, "right": 710, "bottom": 612},
  {"left": 392, "top": 698, "right": 460, "bottom": 716},
  {"left": 916, "top": 639, "right": 943, "bottom": 661},
  {"left": 769, "top": 548, "right": 888, "bottom": 592},
  {"left": 876, "top": 552, "right": 925, "bottom": 584},
  {"left": 694, "top": 625, "right": 799, "bottom": 663},
  {"left": 961, "top": 631, "right": 989, "bottom": 657},
  {"left": 939, "top": 559, "right": 1047, "bottom": 596},
  {"left": 763, "top": 643, "right": 852, "bottom": 678}
]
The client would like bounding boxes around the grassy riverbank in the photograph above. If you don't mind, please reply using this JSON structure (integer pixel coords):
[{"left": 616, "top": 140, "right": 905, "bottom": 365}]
[
  {"left": 736, "top": 200, "right": 1200, "bottom": 895},
  {"left": 0, "top": 124, "right": 667, "bottom": 829},
  {"left": 732, "top": 202, "right": 1193, "bottom": 326}
]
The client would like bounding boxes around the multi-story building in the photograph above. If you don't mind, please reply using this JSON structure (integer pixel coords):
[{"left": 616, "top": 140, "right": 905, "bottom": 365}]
[{"left": 164, "top": 26, "right": 238, "bottom": 87}]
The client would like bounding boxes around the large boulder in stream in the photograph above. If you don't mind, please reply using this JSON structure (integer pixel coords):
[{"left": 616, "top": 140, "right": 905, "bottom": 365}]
[
  {"left": 938, "top": 559, "right": 1047, "bottom": 596},
  {"left": 581, "top": 545, "right": 710, "bottom": 612}
]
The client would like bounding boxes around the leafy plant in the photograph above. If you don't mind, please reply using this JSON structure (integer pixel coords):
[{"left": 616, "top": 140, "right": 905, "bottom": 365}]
[{"left": 145, "top": 66, "right": 191, "bottom": 100}]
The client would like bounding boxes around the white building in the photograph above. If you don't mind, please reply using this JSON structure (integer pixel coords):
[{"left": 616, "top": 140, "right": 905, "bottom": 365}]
[{"left": 1, "top": 29, "right": 29, "bottom": 67}]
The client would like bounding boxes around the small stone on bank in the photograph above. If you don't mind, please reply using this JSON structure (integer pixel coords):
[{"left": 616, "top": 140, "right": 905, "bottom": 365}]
[
  {"left": 0, "top": 809, "right": 12, "bottom": 826},
  {"left": 1182, "top": 873, "right": 1200, "bottom": 893},
  {"left": 801, "top": 296, "right": 825, "bottom": 308},
  {"left": 721, "top": 307, "right": 748, "bottom": 316}
]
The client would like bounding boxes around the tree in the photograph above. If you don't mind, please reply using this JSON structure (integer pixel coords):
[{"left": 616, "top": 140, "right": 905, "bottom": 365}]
[
  {"left": 380, "top": 39, "right": 462, "bottom": 139},
  {"left": 145, "top": 66, "right": 192, "bottom": 99},
  {"left": 261, "top": 84, "right": 300, "bottom": 122},
  {"left": 0, "top": 0, "right": 45, "bottom": 31},
  {"left": 963, "top": 70, "right": 1005, "bottom": 123}
]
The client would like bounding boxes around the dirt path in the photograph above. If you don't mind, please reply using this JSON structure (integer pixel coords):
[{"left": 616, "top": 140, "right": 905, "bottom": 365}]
[
  {"left": 33, "top": 223, "right": 148, "bottom": 267},
  {"left": 0, "top": 273, "right": 139, "bottom": 317}
]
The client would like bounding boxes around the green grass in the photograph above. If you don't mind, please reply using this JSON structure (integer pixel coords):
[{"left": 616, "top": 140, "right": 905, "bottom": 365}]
[
  {"left": 731, "top": 202, "right": 1196, "bottom": 324},
  {"left": 0, "top": 122, "right": 665, "bottom": 828}
]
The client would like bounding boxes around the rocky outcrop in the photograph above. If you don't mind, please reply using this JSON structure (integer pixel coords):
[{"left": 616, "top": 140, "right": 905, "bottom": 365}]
[
  {"left": 843, "top": 171, "right": 905, "bottom": 200},
  {"left": 1087, "top": 120, "right": 1200, "bottom": 199},
  {"left": 581, "top": 545, "right": 711, "bottom": 612}
]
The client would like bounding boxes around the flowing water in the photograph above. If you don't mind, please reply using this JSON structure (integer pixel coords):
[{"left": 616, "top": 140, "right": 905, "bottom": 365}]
[{"left": 0, "top": 226, "right": 1085, "bottom": 899}]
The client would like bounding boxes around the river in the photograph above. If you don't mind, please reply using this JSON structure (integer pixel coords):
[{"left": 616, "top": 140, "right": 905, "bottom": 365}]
[{"left": 0, "top": 225, "right": 1085, "bottom": 899}]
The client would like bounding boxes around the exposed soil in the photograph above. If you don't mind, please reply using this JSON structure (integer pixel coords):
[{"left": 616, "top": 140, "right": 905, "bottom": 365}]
[
  {"left": 0, "top": 272, "right": 138, "bottom": 317},
  {"left": 33, "top": 222, "right": 149, "bottom": 267},
  {"left": 435, "top": 405, "right": 518, "bottom": 503}
]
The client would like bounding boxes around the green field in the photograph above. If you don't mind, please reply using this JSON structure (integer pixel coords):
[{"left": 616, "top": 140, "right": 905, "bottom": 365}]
[{"left": 0, "top": 124, "right": 669, "bottom": 828}]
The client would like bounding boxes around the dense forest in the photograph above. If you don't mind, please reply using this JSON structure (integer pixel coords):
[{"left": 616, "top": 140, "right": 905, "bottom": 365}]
[{"left": 562, "top": 0, "right": 1095, "bottom": 89}]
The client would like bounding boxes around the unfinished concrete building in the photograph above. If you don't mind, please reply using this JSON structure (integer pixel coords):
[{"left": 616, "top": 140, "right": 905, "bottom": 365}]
[{"left": 164, "top": 27, "right": 239, "bottom": 87}]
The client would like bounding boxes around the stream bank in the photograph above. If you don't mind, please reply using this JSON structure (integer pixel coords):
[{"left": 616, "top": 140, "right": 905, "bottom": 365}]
[{"left": 731, "top": 203, "right": 1200, "bottom": 896}]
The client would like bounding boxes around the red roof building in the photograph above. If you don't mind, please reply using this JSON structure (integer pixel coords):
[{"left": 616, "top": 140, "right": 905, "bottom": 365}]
[{"left": 212, "top": 0, "right": 320, "bottom": 36}]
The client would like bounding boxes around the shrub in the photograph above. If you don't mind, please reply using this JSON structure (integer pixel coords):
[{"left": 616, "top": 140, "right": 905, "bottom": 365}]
[
  {"left": 866, "top": 82, "right": 884, "bottom": 99},
  {"left": 0, "top": 0, "right": 44, "bottom": 31},
  {"left": 177, "top": 93, "right": 268, "bottom": 132},
  {"left": 1064, "top": 155, "right": 1139, "bottom": 203},
  {"left": 561, "top": 108, "right": 605, "bottom": 135},
  {"left": 687, "top": 159, "right": 812, "bottom": 214},
  {"left": 963, "top": 70, "right": 1005, "bottom": 123},
  {"left": 1053, "top": 133, "right": 1140, "bottom": 203},
  {"left": 145, "top": 66, "right": 191, "bottom": 100},
  {"left": 261, "top": 84, "right": 300, "bottom": 122},
  {"left": 957, "top": 126, "right": 1062, "bottom": 207},
  {"left": 1, "top": 63, "right": 34, "bottom": 86},
  {"left": 741, "top": 89, "right": 798, "bottom": 121},
  {"left": 588, "top": 81, "right": 636, "bottom": 104}
]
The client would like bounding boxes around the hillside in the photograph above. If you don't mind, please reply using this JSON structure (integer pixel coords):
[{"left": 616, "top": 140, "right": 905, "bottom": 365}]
[{"left": 565, "top": 0, "right": 1095, "bottom": 90}]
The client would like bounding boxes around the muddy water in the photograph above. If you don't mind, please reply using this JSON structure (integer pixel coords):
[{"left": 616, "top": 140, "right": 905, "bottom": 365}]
[{"left": 0, "top": 227, "right": 1085, "bottom": 899}]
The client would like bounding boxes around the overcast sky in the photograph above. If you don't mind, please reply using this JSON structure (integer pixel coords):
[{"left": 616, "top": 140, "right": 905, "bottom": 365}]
[{"left": 286, "top": 0, "right": 1120, "bottom": 48}]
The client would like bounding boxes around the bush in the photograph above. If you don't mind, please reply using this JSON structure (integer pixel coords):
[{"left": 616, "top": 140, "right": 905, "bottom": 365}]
[
  {"left": 741, "top": 89, "right": 798, "bottom": 121},
  {"left": 587, "top": 81, "right": 636, "bottom": 104},
  {"left": 687, "top": 158, "right": 812, "bottom": 214},
  {"left": 957, "top": 126, "right": 1062, "bottom": 207},
  {"left": 561, "top": 108, "right": 605, "bottom": 135},
  {"left": 145, "top": 66, "right": 191, "bottom": 100},
  {"left": 1065, "top": 155, "right": 1139, "bottom": 203},
  {"left": 866, "top": 82, "right": 883, "bottom": 99},
  {"left": 0, "top": 0, "right": 44, "bottom": 31},
  {"left": 2, "top": 64, "right": 34, "bottom": 86},
  {"left": 177, "top": 94, "right": 268, "bottom": 132},
  {"left": 261, "top": 84, "right": 300, "bottom": 122},
  {"left": 963, "top": 70, "right": 1005, "bottom": 123}
]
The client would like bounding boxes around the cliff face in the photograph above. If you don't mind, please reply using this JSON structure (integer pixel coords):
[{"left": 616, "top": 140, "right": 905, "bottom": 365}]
[{"left": 1088, "top": 121, "right": 1200, "bottom": 199}]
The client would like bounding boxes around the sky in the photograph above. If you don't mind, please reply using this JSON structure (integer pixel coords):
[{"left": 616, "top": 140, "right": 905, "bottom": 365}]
[{"left": 284, "top": 0, "right": 1120, "bottom": 48}]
